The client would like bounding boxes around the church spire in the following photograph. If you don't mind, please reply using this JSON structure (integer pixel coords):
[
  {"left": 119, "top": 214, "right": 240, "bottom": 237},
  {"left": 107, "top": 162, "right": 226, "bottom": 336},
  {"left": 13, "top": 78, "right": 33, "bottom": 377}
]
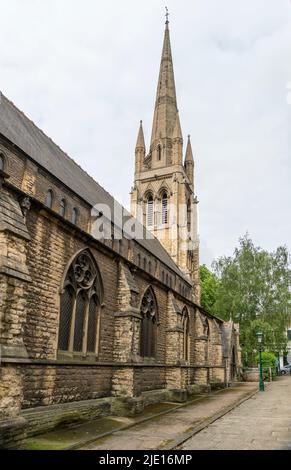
[
  {"left": 150, "top": 20, "right": 178, "bottom": 151},
  {"left": 185, "top": 135, "right": 194, "bottom": 162},
  {"left": 136, "top": 120, "right": 145, "bottom": 150},
  {"left": 185, "top": 135, "right": 194, "bottom": 186},
  {"left": 135, "top": 120, "right": 145, "bottom": 174},
  {"left": 131, "top": 13, "right": 200, "bottom": 302}
]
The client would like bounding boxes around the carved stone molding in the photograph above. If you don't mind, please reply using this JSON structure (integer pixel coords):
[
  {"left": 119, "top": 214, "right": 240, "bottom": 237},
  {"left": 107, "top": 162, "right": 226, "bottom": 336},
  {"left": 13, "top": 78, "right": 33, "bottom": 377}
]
[
  {"left": 19, "top": 197, "right": 31, "bottom": 218},
  {"left": 0, "top": 168, "right": 10, "bottom": 189}
]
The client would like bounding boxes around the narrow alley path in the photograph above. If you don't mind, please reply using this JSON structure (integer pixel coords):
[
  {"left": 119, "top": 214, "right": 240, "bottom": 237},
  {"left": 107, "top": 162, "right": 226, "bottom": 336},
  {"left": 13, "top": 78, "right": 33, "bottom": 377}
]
[
  {"left": 181, "top": 375, "right": 291, "bottom": 450},
  {"left": 80, "top": 383, "right": 257, "bottom": 450}
]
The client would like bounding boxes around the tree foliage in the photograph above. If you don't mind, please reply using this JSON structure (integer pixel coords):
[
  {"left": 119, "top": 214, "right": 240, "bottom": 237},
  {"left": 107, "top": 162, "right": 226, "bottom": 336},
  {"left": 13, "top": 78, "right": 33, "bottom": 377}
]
[
  {"left": 199, "top": 265, "right": 219, "bottom": 314},
  {"left": 255, "top": 351, "right": 277, "bottom": 379},
  {"left": 243, "top": 319, "right": 282, "bottom": 365},
  {"left": 200, "top": 234, "right": 291, "bottom": 365}
]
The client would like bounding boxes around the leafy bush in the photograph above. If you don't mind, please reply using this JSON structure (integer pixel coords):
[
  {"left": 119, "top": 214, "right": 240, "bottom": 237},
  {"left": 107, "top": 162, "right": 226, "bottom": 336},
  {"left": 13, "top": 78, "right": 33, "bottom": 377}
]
[{"left": 255, "top": 351, "right": 277, "bottom": 380}]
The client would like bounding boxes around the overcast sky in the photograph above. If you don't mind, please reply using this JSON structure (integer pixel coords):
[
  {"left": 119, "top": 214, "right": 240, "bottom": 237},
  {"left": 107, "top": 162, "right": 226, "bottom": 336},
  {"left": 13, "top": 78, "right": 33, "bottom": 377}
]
[{"left": 1, "top": 0, "right": 291, "bottom": 266}]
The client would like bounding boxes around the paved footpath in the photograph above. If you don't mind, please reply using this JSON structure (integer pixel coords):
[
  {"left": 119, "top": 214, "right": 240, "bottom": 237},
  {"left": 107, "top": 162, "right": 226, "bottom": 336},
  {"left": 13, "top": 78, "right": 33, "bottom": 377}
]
[
  {"left": 182, "top": 375, "right": 291, "bottom": 450},
  {"left": 82, "top": 383, "right": 257, "bottom": 450}
]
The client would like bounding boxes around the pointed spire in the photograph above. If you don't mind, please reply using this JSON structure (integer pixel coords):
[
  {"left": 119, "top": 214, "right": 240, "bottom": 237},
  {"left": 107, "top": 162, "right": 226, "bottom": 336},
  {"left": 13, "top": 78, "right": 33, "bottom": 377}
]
[
  {"left": 135, "top": 121, "right": 146, "bottom": 175},
  {"left": 172, "top": 112, "right": 183, "bottom": 141},
  {"left": 185, "top": 135, "right": 194, "bottom": 186},
  {"left": 185, "top": 135, "right": 194, "bottom": 162},
  {"left": 150, "top": 21, "right": 178, "bottom": 148},
  {"left": 136, "top": 120, "right": 145, "bottom": 150}
]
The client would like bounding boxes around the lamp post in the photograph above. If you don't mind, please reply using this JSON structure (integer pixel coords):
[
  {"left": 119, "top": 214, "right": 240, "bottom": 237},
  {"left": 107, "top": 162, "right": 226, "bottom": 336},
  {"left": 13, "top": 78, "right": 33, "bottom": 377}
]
[{"left": 256, "top": 331, "right": 265, "bottom": 392}]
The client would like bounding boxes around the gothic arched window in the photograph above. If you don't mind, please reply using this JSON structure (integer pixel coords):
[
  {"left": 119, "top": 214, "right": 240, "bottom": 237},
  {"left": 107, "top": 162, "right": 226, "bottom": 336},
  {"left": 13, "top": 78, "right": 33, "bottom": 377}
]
[
  {"left": 157, "top": 145, "right": 162, "bottom": 161},
  {"left": 0, "top": 153, "right": 5, "bottom": 171},
  {"left": 45, "top": 189, "right": 53, "bottom": 209},
  {"left": 162, "top": 192, "right": 168, "bottom": 224},
  {"left": 60, "top": 198, "right": 66, "bottom": 217},
  {"left": 146, "top": 194, "right": 154, "bottom": 227},
  {"left": 182, "top": 307, "right": 190, "bottom": 362},
  {"left": 140, "top": 287, "right": 158, "bottom": 358},
  {"left": 71, "top": 207, "right": 78, "bottom": 225},
  {"left": 58, "top": 249, "right": 103, "bottom": 356}
]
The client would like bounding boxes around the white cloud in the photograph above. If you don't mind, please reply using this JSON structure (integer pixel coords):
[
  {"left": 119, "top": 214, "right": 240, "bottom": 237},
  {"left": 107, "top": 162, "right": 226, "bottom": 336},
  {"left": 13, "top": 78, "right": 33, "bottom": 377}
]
[{"left": 0, "top": 0, "right": 290, "bottom": 263}]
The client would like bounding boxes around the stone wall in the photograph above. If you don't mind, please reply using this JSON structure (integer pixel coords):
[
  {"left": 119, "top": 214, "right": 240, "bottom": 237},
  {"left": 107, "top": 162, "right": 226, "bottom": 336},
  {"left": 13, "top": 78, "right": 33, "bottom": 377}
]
[
  {"left": 0, "top": 136, "right": 240, "bottom": 448},
  {"left": 134, "top": 367, "right": 167, "bottom": 395},
  {"left": 0, "top": 182, "right": 32, "bottom": 447},
  {"left": 21, "top": 365, "right": 113, "bottom": 408}
]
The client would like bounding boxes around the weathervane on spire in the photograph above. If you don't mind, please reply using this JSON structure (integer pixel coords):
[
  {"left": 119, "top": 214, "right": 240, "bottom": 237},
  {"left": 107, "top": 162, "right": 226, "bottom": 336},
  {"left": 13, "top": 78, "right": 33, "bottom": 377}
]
[{"left": 165, "top": 6, "right": 170, "bottom": 24}]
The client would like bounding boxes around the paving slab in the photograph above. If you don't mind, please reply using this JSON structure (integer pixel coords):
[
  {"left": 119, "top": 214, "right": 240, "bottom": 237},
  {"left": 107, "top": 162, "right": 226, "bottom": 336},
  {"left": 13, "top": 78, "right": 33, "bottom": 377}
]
[
  {"left": 181, "top": 375, "right": 291, "bottom": 451},
  {"left": 81, "top": 383, "right": 257, "bottom": 450}
]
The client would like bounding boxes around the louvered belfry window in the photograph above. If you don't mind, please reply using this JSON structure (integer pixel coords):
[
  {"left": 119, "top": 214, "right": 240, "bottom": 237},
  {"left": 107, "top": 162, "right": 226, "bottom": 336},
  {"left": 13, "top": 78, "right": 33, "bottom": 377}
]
[
  {"left": 147, "top": 195, "right": 154, "bottom": 227},
  {"left": 140, "top": 287, "right": 157, "bottom": 358},
  {"left": 58, "top": 250, "right": 103, "bottom": 356},
  {"left": 162, "top": 192, "right": 168, "bottom": 224}
]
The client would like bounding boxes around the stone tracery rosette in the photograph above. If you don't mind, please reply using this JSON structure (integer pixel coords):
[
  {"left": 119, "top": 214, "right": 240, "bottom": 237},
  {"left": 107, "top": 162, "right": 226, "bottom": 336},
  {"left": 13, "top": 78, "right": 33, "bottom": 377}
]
[{"left": 64, "top": 250, "right": 103, "bottom": 301}]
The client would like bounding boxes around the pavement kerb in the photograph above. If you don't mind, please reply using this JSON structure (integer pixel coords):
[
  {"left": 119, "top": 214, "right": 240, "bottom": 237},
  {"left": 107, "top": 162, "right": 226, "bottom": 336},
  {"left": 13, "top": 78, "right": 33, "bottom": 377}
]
[
  {"left": 67, "top": 393, "right": 208, "bottom": 450},
  {"left": 67, "top": 383, "right": 260, "bottom": 451}
]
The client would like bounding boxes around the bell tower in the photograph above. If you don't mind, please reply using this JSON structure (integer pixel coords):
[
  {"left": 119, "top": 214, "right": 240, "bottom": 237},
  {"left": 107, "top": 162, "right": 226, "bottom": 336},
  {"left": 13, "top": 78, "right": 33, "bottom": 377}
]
[{"left": 130, "top": 17, "right": 200, "bottom": 303}]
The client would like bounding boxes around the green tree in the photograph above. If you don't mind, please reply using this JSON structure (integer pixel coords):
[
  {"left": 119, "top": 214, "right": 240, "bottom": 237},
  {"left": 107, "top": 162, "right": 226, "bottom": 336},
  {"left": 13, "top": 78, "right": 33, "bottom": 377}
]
[
  {"left": 255, "top": 351, "right": 277, "bottom": 380},
  {"left": 211, "top": 234, "right": 291, "bottom": 364},
  {"left": 199, "top": 265, "right": 219, "bottom": 314},
  {"left": 242, "top": 319, "right": 276, "bottom": 365}
]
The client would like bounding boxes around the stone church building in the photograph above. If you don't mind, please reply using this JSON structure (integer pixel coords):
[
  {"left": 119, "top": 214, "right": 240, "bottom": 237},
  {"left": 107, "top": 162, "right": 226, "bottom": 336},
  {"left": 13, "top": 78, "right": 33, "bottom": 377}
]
[{"left": 0, "top": 20, "right": 241, "bottom": 448}]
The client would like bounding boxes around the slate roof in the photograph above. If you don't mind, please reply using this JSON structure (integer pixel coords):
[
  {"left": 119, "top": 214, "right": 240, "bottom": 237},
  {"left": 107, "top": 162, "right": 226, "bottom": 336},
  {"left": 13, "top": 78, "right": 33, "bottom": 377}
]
[{"left": 0, "top": 92, "right": 189, "bottom": 281}]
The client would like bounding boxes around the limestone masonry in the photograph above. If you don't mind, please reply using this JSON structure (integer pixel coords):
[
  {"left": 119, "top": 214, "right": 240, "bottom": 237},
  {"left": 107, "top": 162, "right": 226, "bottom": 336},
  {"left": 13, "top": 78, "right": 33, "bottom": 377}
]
[{"left": 0, "top": 20, "right": 241, "bottom": 449}]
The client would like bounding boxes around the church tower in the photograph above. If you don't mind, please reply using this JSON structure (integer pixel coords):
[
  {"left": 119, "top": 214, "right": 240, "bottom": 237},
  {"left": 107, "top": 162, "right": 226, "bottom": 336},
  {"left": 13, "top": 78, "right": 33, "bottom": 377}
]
[{"left": 130, "top": 17, "right": 200, "bottom": 303}]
